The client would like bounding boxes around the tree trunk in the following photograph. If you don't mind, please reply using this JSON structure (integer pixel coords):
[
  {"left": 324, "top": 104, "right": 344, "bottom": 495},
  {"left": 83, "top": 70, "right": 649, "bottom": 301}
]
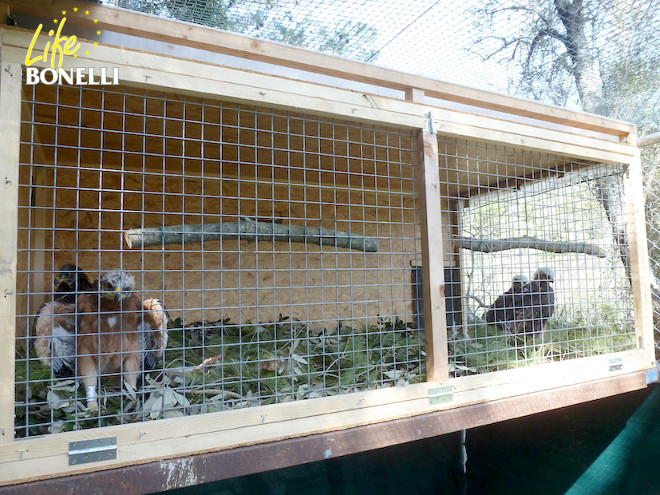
[{"left": 554, "top": 0, "right": 604, "bottom": 114}]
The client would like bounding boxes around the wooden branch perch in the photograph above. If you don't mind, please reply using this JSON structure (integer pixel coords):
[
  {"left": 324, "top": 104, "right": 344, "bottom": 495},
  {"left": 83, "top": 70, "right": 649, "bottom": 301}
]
[
  {"left": 124, "top": 219, "right": 378, "bottom": 252},
  {"left": 459, "top": 235, "right": 607, "bottom": 258}
]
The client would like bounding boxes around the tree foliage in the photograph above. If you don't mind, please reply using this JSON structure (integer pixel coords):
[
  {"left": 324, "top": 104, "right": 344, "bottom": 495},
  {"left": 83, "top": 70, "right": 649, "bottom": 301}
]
[{"left": 470, "top": 0, "right": 659, "bottom": 124}]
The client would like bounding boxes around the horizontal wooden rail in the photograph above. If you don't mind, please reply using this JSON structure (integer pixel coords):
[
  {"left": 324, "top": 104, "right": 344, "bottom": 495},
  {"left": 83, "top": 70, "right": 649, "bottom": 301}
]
[
  {"left": 5, "top": 0, "right": 636, "bottom": 139},
  {"left": 0, "top": 371, "right": 648, "bottom": 494}
]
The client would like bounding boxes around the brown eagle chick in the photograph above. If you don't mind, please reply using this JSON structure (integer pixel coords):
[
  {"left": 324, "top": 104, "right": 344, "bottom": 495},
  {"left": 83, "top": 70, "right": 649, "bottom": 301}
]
[{"left": 76, "top": 270, "right": 141, "bottom": 410}]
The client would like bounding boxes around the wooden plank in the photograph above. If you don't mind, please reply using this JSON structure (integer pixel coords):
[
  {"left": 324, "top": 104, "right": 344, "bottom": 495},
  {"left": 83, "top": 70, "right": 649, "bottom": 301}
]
[
  {"left": 416, "top": 129, "right": 448, "bottom": 383},
  {"left": 624, "top": 144, "right": 655, "bottom": 363},
  {"left": 0, "top": 363, "right": 649, "bottom": 487},
  {"left": 0, "top": 347, "right": 648, "bottom": 462},
  {"left": 0, "top": 30, "right": 637, "bottom": 166},
  {"left": 3, "top": 0, "right": 636, "bottom": 138},
  {"left": 0, "top": 372, "right": 647, "bottom": 494},
  {"left": 404, "top": 87, "right": 424, "bottom": 103},
  {"left": 0, "top": 347, "right": 651, "bottom": 484},
  {"left": 2, "top": 27, "right": 636, "bottom": 161},
  {"left": 0, "top": 50, "right": 21, "bottom": 444}
]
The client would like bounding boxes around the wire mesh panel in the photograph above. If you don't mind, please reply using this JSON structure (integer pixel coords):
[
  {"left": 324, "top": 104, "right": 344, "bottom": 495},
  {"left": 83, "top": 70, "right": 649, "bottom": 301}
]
[
  {"left": 437, "top": 137, "right": 636, "bottom": 377},
  {"left": 14, "top": 82, "right": 423, "bottom": 437},
  {"left": 642, "top": 143, "right": 660, "bottom": 362}
]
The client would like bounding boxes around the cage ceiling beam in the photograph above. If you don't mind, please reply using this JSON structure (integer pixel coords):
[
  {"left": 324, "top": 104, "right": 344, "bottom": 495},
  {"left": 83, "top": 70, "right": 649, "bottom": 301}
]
[
  {"left": 4, "top": 0, "right": 636, "bottom": 140},
  {"left": 0, "top": 29, "right": 636, "bottom": 166}
]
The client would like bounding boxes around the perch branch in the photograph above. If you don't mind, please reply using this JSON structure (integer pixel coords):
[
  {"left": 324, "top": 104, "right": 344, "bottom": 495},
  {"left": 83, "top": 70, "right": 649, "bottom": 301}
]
[
  {"left": 124, "top": 219, "right": 378, "bottom": 252},
  {"left": 459, "top": 235, "right": 607, "bottom": 258}
]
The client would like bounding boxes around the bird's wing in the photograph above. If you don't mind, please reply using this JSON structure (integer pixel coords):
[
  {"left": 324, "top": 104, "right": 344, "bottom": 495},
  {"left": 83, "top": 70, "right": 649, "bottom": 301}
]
[
  {"left": 50, "top": 325, "right": 76, "bottom": 373},
  {"left": 33, "top": 301, "right": 77, "bottom": 372},
  {"left": 484, "top": 293, "right": 506, "bottom": 322}
]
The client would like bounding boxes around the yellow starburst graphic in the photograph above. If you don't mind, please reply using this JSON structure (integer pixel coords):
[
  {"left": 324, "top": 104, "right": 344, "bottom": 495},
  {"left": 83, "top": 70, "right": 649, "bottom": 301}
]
[{"left": 47, "top": 4, "right": 103, "bottom": 61}]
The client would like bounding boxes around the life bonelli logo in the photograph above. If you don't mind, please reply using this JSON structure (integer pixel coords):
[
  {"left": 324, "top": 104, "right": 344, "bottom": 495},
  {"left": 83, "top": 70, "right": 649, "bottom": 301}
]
[{"left": 24, "top": 6, "right": 118, "bottom": 86}]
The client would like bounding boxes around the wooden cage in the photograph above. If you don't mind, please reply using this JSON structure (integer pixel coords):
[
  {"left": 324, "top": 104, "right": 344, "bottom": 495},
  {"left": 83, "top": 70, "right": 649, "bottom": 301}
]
[{"left": 0, "top": 1, "right": 655, "bottom": 491}]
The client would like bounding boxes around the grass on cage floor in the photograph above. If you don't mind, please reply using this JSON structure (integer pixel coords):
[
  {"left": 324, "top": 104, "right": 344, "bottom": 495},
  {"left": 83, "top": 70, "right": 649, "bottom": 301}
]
[
  {"left": 449, "top": 314, "right": 636, "bottom": 376},
  {"left": 14, "top": 315, "right": 424, "bottom": 437},
  {"left": 14, "top": 311, "right": 635, "bottom": 437}
]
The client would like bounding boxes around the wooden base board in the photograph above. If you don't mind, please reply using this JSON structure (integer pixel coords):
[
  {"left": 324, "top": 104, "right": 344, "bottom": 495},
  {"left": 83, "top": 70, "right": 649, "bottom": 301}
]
[{"left": 0, "top": 371, "right": 647, "bottom": 495}]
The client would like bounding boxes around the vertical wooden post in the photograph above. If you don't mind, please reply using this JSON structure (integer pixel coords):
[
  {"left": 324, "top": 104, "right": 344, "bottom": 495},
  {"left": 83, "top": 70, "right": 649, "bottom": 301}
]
[
  {"left": 416, "top": 128, "right": 449, "bottom": 383},
  {"left": 625, "top": 143, "right": 654, "bottom": 364},
  {"left": 0, "top": 50, "right": 22, "bottom": 444}
]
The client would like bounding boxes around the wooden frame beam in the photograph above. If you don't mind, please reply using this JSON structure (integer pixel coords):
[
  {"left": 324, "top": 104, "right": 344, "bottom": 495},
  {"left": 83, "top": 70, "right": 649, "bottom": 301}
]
[
  {"left": 0, "top": 28, "right": 637, "bottom": 166},
  {"left": 0, "top": 371, "right": 647, "bottom": 495},
  {"left": 4, "top": 0, "right": 636, "bottom": 139},
  {"left": 625, "top": 145, "right": 655, "bottom": 362},
  {"left": 0, "top": 30, "right": 21, "bottom": 444},
  {"left": 417, "top": 129, "right": 449, "bottom": 383}
]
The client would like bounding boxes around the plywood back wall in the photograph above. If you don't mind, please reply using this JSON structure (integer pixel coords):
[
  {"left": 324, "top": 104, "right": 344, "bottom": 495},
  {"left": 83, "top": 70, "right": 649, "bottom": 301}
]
[{"left": 16, "top": 163, "right": 421, "bottom": 333}]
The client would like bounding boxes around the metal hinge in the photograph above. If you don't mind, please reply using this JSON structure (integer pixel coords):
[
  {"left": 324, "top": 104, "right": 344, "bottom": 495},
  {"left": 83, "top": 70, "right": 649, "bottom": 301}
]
[
  {"left": 428, "top": 385, "right": 454, "bottom": 405},
  {"left": 424, "top": 111, "right": 438, "bottom": 134},
  {"left": 69, "top": 437, "right": 117, "bottom": 465}
]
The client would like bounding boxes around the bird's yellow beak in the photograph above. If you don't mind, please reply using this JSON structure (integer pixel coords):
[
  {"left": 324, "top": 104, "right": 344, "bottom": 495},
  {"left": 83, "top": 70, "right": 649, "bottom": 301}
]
[
  {"left": 113, "top": 286, "right": 130, "bottom": 300},
  {"left": 54, "top": 274, "right": 66, "bottom": 285}
]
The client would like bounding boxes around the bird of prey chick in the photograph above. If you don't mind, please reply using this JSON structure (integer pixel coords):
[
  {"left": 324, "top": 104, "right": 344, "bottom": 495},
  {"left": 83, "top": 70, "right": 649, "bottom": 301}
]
[
  {"left": 484, "top": 274, "right": 529, "bottom": 333},
  {"left": 512, "top": 267, "right": 556, "bottom": 336},
  {"left": 76, "top": 270, "right": 142, "bottom": 410}
]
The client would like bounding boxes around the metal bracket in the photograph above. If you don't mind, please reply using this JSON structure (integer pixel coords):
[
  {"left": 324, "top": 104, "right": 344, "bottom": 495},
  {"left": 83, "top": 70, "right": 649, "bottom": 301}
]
[
  {"left": 69, "top": 437, "right": 117, "bottom": 465},
  {"left": 424, "top": 111, "right": 438, "bottom": 134},
  {"left": 428, "top": 385, "right": 454, "bottom": 405},
  {"left": 608, "top": 357, "right": 623, "bottom": 372}
]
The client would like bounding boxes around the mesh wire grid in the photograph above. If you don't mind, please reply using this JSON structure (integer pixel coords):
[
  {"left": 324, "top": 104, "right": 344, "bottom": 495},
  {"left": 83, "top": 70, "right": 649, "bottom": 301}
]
[
  {"left": 15, "top": 81, "right": 424, "bottom": 437},
  {"left": 437, "top": 138, "right": 636, "bottom": 377},
  {"left": 14, "top": 79, "right": 641, "bottom": 437}
]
